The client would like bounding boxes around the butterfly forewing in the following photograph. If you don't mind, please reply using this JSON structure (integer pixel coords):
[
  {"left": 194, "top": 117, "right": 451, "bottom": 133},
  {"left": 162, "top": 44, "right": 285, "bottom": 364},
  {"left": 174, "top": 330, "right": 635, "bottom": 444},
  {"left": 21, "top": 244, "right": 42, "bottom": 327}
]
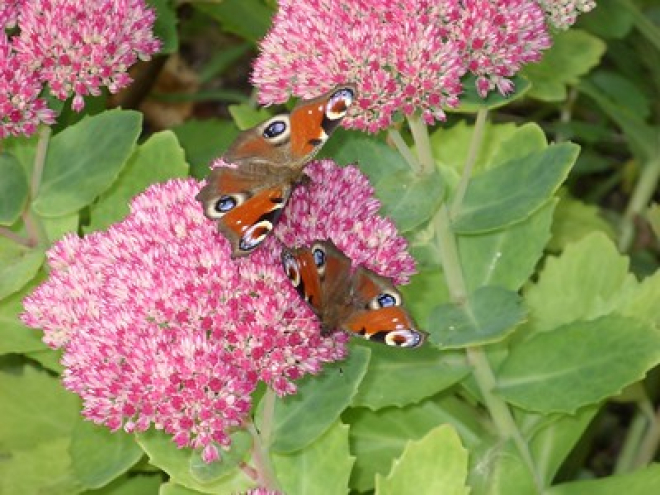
[{"left": 197, "top": 85, "right": 356, "bottom": 257}]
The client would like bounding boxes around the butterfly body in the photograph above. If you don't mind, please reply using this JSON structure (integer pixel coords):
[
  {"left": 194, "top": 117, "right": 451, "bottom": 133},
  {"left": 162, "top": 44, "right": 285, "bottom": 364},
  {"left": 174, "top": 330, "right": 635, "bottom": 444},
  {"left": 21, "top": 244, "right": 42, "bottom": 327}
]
[
  {"left": 281, "top": 240, "right": 425, "bottom": 348},
  {"left": 196, "top": 85, "right": 356, "bottom": 257}
]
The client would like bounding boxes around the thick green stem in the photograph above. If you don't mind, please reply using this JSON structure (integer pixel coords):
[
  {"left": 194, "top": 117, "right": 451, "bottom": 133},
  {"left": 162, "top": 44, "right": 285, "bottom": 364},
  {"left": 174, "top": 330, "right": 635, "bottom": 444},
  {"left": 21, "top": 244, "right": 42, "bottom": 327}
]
[
  {"left": 247, "top": 388, "right": 280, "bottom": 490},
  {"left": 450, "top": 108, "right": 488, "bottom": 217},
  {"left": 417, "top": 120, "right": 543, "bottom": 492},
  {"left": 31, "top": 126, "right": 51, "bottom": 198},
  {"left": 407, "top": 113, "right": 435, "bottom": 175},
  {"left": 388, "top": 128, "right": 422, "bottom": 174},
  {"left": 619, "top": 154, "right": 660, "bottom": 252}
]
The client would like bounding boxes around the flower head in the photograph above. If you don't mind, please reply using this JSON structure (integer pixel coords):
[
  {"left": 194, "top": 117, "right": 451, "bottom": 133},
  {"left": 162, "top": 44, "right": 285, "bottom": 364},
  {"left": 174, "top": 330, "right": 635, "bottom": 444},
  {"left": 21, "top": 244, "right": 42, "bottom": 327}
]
[
  {"left": 274, "top": 159, "right": 416, "bottom": 286},
  {"left": 252, "top": 0, "right": 465, "bottom": 132},
  {"left": 449, "top": 0, "right": 551, "bottom": 97},
  {"left": 22, "top": 179, "right": 346, "bottom": 462},
  {"left": 13, "top": 0, "right": 160, "bottom": 111},
  {"left": 252, "top": 0, "right": 560, "bottom": 130},
  {"left": 22, "top": 161, "right": 415, "bottom": 462},
  {"left": 0, "top": 33, "right": 56, "bottom": 138},
  {"left": 536, "top": 0, "right": 596, "bottom": 30}
]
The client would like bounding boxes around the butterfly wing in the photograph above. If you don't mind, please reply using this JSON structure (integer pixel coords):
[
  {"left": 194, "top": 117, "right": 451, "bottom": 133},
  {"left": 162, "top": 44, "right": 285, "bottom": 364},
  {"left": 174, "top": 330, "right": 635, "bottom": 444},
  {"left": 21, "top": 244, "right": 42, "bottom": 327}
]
[
  {"left": 196, "top": 165, "right": 294, "bottom": 258},
  {"left": 281, "top": 240, "right": 352, "bottom": 334},
  {"left": 343, "top": 267, "right": 425, "bottom": 348}
]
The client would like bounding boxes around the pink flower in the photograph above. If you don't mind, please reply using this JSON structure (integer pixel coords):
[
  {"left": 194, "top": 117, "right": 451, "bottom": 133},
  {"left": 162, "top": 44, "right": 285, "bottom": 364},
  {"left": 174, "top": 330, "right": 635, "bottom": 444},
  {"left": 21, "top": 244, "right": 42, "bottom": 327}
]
[
  {"left": 0, "top": 33, "right": 56, "bottom": 138},
  {"left": 448, "top": 0, "right": 551, "bottom": 97},
  {"left": 0, "top": 0, "right": 23, "bottom": 29},
  {"left": 535, "top": 0, "right": 596, "bottom": 29},
  {"left": 21, "top": 161, "right": 415, "bottom": 462},
  {"left": 13, "top": 0, "right": 160, "bottom": 111},
  {"left": 274, "top": 159, "right": 416, "bottom": 286},
  {"left": 252, "top": 0, "right": 465, "bottom": 132},
  {"left": 252, "top": 0, "right": 557, "bottom": 130},
  {"left": 22, "top": 179, "right": 346, "bottom": 463}
]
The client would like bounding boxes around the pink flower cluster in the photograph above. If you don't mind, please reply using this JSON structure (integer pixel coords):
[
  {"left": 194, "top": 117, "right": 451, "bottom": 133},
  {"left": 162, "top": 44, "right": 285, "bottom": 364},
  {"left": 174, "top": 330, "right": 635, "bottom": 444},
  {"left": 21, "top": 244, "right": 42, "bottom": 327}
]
[
  {"left": 275, "top": 160, "right": 416, "bottom": 285},
  {"left": 536, "top": 0, "right": 596, "bottom": 29},
  {"left": 253, "top": 0, "right": 464, "bottom": 132},
  {"left": 252, "top": 0, "right": 571, "bottom": 131},
  {"left": 449, "top": 0, "right": 551, "bottom": 97},
  {"left": 1, "top": 0, "right": 159, "bottom": 137},
  {"left": 22, "top": 161, "right": 415, "bottom": 462},
  {"left": 1, "top": 33, "right": 55, "bottom": 138}
]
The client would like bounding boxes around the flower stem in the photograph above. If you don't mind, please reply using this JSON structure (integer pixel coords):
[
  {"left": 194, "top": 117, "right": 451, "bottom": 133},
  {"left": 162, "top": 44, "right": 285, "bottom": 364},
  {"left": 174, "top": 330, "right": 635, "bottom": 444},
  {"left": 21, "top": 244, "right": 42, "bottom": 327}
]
[
  {"left": 388, "top": 127, "right": 422, "bottom": 174},
  {"left": 450, "top": 108, "right": 488, "bottom": 218},
  {"left": 407, "top": 113, "right": 435, "bottom": 175},
  {"left": 248, "top": 388, "right": 280, "bottom": 490},
  {"left": 420, "top": 120, "right": 542, "bottom": 491},
  {"left": 615, "top": 392, "right": 660, "bottom": 473},
  {"left": 31, "top": 126, "right": 51, "bottom": 198}
]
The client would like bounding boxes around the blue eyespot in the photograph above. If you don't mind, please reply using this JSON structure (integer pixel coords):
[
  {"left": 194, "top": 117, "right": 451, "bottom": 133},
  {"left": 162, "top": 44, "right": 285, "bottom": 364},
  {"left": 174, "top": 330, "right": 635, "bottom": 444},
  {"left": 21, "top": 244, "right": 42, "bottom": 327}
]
[
  {"left": 215, "top": 195, "right": 237, "bottom": 213},
  {"left": 312, "top": 247, "right": 326, "bottom": 268},
  {"left": 263, "top": 120, "right": 287, "bottom": 138},
  {"left": 377, "top": 293, "right": 397, "bottom": 308}
]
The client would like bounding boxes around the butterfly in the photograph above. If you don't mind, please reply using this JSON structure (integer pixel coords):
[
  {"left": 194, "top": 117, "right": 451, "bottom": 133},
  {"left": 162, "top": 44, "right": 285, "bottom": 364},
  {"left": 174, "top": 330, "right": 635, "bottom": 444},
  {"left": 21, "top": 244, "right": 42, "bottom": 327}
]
[
  {"left": 196, "top": 85, "right": 356, "bottom": 258},
  {"left": 281, "top": 240, "right": 425, "bottom": 348}
]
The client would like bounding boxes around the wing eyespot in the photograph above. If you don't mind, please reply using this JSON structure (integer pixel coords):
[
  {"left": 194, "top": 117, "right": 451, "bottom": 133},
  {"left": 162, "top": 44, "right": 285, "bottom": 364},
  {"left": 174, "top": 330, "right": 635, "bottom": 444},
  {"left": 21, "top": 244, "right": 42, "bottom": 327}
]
[
  {"left": 207, "top": 193, "right": 246, "bottom": 219},
  {"left": 369, "top": 290, "right": 401, "bottom": 310},
  {"left": 311, "top": 243, "right": 327, "bottom": 276},
  {"left": 239, "top": 220, "right": 273, "bottom": 252}
]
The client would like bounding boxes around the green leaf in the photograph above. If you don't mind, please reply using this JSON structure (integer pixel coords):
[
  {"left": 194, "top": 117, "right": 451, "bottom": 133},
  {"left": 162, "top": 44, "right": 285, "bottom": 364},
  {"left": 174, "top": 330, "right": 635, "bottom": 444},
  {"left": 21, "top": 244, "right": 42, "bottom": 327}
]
[
  {"left": 431, "top": 122, "right": 547, "bottom": 188},
  {"left": 86, "top": 131, "right": 188, "bottom": 232},
  {"left": 524, "top": 30, "right": 606, "bottom": 101},
  {"left": 578, "top": 0, "right": 633, "bottom": 39},
  {"left": 69, "top": 420, "right": 143, "bottom": 489},
  {"left": 346, "top": 399, "right": 471, "bottom": 493},
  {"left": 399, "top": 268, "right": 450, "bottom": 320},
  {"left": 161, "top": 481, "right": 209, "bottom": 495},
  {"left": 173, "top": 119, "right": 239, "bottom": 179},
  {"left": 136, "top": 429, "right": 253, "bottom": 494},
  {"left": 375, "top": 425, "right": 469, "bottom": 495},
  {"left": 527, "top": 405, "right": 599, "bottom": 484},
  {"left": 0, "top": 275, "right": 48, "bottom": 354},
  {"left": 375, "top": 169, "right": 443, "bottom": 232},
  {"left": 647, "top": 203, "right": 660, "bottom": 241},
  {"left": 33, "top": 110, "right": 142, "bottom": 217},
  {"left": 189, "top": 431, "right": 251, "bottom": 484},
  {"left": 589, "top": 71, "right": 650, "bottom": 121},
  {"left": 196, "top": 0, "right": 274, "bottom": 44},
  {"left": 429, "top": 286, "right": 526, "bottom": 349},
  {"left": 452, "top": 143, "right": 579, "bottom": 233},
  {"left": 0, "top": 242, "right": 44, "bottom": 301},
  {"left": 548, "top": 192, "right": 616, "bottom": 252},
  {"left": 0, "top": 365, "right": 79, "bottom": 449},
  {"left": 273, "top": 421, "right": 354, "bottom": 495},
  {"left": 88, "top": 474, "right": 162, "bottom": 495},
  {"left": 269, "top": 345, "right": 370, "bottom": 453},
  {"left": 40, "top": 211, "right": 80, "bottom": 243},
  {"left": 351, "top": 343, "right": 469, "bottom": 409},
  {"left": 579, "top": 79, "right": 656, "bottom": 160},
  {"left": 227, "top": 104, "right": 272, "bottom": 130},
  {"left": 454, "top": 75, "right": 531, "bottom": 112},
  {"left": 0, "top": 437, "right": 81, "bottom": 495},
  {"left": 458, "top": 199, "right": 556, "bottom": 292},
  {"left": 0, "top": 153, "right": 28, "bottom": 225},
  {"left": 524, "top": 233, "right": 633, "bottom": 333},
  {"left": 321, "top": 131, "right": 409, "bottom": 183},
  {"left": 497, "top": 315, "right": 660, "bottom": 413},
  {"left": 547, "top": 463, "right": 660, "bottom": 495},
  {"left": 466, "top": 438, "right": 537, "bottom": 495},
  {"left": 150, "top": 0, "right": 179, "bottom": 54}
]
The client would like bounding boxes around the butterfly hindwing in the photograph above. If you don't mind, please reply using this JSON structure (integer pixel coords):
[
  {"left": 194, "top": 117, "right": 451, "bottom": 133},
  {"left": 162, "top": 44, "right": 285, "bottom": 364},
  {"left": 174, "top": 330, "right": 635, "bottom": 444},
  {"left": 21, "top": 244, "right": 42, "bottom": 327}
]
[
  {"left": 281, "top": 240, "right": 425, "bottom": 347},
  {"left": 343, "top": 267, "right": 424, "bottom": 348}
]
